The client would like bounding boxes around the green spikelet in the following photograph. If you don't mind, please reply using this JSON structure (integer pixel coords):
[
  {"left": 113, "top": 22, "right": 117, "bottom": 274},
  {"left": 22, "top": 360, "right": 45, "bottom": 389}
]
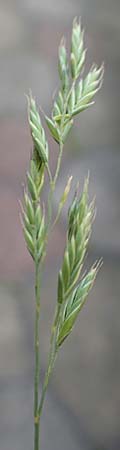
[
  {"left": 52, "top": 91, "right": 63, "bottom": 124},
  {"left": 57, "top": 264, "right": 100, "bottom": 347},
  {"left": 36, "top": 212, "right": 45, "bottom": 262},
  {"left": 72, "top": 64, "right": 104, "bottom": 115},
  {"left": 70, "top": 18, "right": 86, "bottom": 80},
  {"left": 23, "top": 227, "right": 35, "bottom": 259},
  {"left": 22, "top": 193, "right": 45, "bottom": 263},
  {"left": 28, "top": 93, "right": 49, "bottom": 164},
  {"left": 21, "top": 92, "right": 47, "bottom": 263},
  {"left": 62, "top": 119, "right": 73, "bottom": 143},
  {"left": 19, "top": 19, "right": 104, "bottom": 440},
  {"left": 58, "top": 270, "right": 64, "bottom": 304},
  {"left": 30, "top": 159, "right": 44, "bottom": 198},
  {"left": 46, "top": 17, "right": 104, "bottom": 141},
  {"left": 54, "top": 91, "right": 64, "bottom": 116},
  {"left": 58, "top": 37, "right": 69, "bottom": 93},
  {"left": 24, "top": 191, "right": 35, "bottom": 224},
  {"left": 45, "top": 116, "right": 60, "bottom": 143},
  {"left": 35, "top": 204, "right": 42, "bottom": 232},
  {"left": 68, "top": 86, "right": 75, "bottom": 113},
  {"left": 27, "top": 172, "right": 38, "bottom": 201},
  {"left": 57, "top": 177, "right": 95, "bottom": 304}
]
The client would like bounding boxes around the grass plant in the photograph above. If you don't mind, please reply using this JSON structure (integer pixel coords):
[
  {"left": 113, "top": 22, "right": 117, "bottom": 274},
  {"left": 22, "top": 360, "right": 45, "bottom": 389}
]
[{"left": 20, "top": 17, "right": 104, "bottom": 450}]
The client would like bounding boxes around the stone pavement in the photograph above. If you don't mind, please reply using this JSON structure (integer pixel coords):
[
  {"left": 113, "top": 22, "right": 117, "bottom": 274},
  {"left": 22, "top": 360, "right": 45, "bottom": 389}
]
[{"left": 0, "top": 1, "right": 120, "bottom": 449}]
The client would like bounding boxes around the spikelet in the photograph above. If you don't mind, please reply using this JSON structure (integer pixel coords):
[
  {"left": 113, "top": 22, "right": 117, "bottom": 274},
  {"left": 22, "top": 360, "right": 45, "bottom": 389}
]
[
  {"left": 28, "top": 158, "right": 44, "bottom": 201},
  {"left": 70, "top": 18, "right": 86, "bottom": 80},
  {"left": 58, "top": 37, "right": 69, "bottom": 93},
  {"left": 28, "top": 93, "right": 49, "bottom": 164},
  {"left": 52, "top": 90, "right": 64, "bottom": 120},
  {"left": 57, "top": 177, "right": 95, "bottom": 304},
  {"left": 57, "top": 263, "right": 100, "bottom": 347},
  {"left": 71, "top": 64, "right": 104, "bottom": 116},
  {"left": 45, "top": 116, "right": 60, "bottom": 143},
  {"left": 46, "top": 19, "right": 104, "bottom": 144},
  {"left": 21, "top": 189, "right": 45, "bottom": 263},
  {"left": 59, "top": 176, "right": 73, "bottom": 207}
]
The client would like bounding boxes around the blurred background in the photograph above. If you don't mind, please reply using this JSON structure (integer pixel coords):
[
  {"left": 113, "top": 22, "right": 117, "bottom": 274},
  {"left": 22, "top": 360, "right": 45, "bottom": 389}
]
[{"left": 0, "top": 1, "right": 120, "bottom": 449}]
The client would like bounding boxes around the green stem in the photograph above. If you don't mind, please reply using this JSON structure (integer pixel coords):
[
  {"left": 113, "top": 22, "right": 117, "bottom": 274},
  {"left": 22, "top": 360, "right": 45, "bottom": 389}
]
[
  {"left": 47, "top": 181, "right": 55, "bottom": 231},
  {"left": 53, "top": 139, "right": 64, "bottom": 186},
  {"left": 46, "top": 83, "right": 74, "bottom": 232},
  {"left": 38, "top": 354, "right": 55, "bottom": 418},
  {"left": 37, "top": 83, "right": 76, "bottom": 423},
  {"left": 34, "top": 261, "right": 40, "bottom": 450},
  {"left": 46, "top": 136, "right": 63, "bottom": 233},
  {"left": 50, "top": 81, "right": 75, "bottom": 208},
  {"left": 38, "top": 305, "right": 60, "bottom": 418},
  {"left": 46, "top": 163, "right": 53, "bottom": 184},
  {"left": 46, "top": 139, "right": 63, "bottom": 233}
]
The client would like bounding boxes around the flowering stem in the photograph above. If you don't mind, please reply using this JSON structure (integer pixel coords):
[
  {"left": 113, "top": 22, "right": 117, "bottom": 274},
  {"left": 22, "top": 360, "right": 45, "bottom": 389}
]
[
  {"left": 38, "top": 344, "right": 56, "bottom": 419},
  {"left": 34, "top": 260, "right": 40, "bottom": 450},
  {"left": 47, "top": 180, "right": 55, "bottom": 231},
  {"left": 53, "top": 139, "right": 64, "bottom": 186},
  {"left": 52, "top": 82, "right": 75, "bottom": 188},
  {"left": 38, "top": 306, "right": 60, "bottom": 418}
]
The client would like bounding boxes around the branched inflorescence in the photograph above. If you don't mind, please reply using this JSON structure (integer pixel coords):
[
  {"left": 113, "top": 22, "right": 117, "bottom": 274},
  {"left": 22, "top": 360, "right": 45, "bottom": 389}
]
[
  {"left": 46, "top": 18, "right": 104, "bottom": 145},
  {"left": 22, "top": 94, "right": 48, "bottom": 264},
  {"left": 20, "top": 17, "right": 104, "bottom": 450},
  {"left": 56, "top": 178, "right": 101, "bottom": 346}
]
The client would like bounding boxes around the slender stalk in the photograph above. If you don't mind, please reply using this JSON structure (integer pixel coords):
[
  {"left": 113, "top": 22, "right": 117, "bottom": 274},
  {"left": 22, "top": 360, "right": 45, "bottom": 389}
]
[
  {"left": 34, "top": 261, "right": 40, "bottom": 450},
  {"left": 38, "top": 323, "right": 57, "bottom": 418},
  {"left": 38, "top": 304, "right": 61, "bottom": 418},
  {"left": 47, "top": 181, "right": 55, "bottom": 231},
  {"left": 46, "top": 82, "right": 75, "bottom": 233},
  {"left": 21, "top": 19, "right": 104, "bottom": 450},
  {"left": 46, "top": 163, "right": 53, "bottom": 184},
  {"left": 38, "top": 350, "right": 55, "bottom": 418},
  {"left": 37, "top": 93, "right": 70, "bottom": 420},
  {"left": 52, "top": 81, "right": 75, "bottom": 189},
  {"left": 33, "top": 81, "right": 88, "bottom": 439},
  {"left": 46, "top": 139, "right": 63, "bottom": 233},
  {"left": 53, "top": 139, "right": 63, "bottom": 186}
]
